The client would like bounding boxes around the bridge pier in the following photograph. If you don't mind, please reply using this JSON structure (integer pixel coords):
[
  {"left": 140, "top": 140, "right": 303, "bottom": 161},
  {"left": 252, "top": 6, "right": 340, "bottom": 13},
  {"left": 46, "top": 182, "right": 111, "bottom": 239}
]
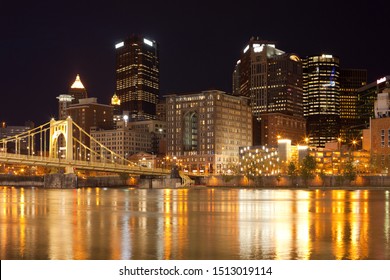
[
  {"left": 43, "top": 173, "right": 78, "bottom": 189},
  {"left": 138, "top": 176, "right": 182, "bottom": 189}
]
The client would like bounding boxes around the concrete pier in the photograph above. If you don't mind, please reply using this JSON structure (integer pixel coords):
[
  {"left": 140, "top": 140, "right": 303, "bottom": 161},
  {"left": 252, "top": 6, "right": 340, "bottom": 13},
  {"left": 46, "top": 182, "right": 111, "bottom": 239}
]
[
  {"left": 138, "top": 177, "right": 182, "bottom": 189},
  {"left": 43, "top": 173, "right": 78, "bottom": 189}
]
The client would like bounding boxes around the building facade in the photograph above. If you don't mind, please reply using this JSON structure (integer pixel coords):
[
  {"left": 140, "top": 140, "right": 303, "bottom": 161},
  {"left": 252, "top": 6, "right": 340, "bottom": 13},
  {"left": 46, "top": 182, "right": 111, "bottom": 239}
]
[
  {"left": 303, "top": 54, "right": 340, "bottom": 147},
  {"left": 339, "top": 68, "right": 367, "bottom": 145},
  {"left": 358, "top": 76, "right": 390, "bottom": 131},
  {"left": 369, "top": 116, "right": 390, "bottom": 174},
  {"left": 66, "top": 98, "right": 113, "bottom": 158},
  {"left": 366, "top": 87, "right": 390, "bottom": 173},
  {"left": 233, "top": 37, "right": 305, "bottom": 146},
  {"left": 115, "top": 35, "right": 159, "bottom": 120},
  {"left": 259, "top": 113, "right": 306, "bottom": 147},
  {"left": 156, "top": 97, "right": 167, "bottom": 121},
  {"left": 0, "top": 121, "right": 35, "bottom": 154},
  {"left": 165, "top": 90, "right": 252, "bottom": 174},
  {"left": 90, "top": 119, "right": 166, "bottom": 160}
]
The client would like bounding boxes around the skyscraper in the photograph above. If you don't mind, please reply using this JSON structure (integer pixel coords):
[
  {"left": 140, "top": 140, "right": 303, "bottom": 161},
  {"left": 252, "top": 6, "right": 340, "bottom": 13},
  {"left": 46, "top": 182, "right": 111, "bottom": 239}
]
[
  {"left": 233, "top": 37, "right": 305, "bottom": 147},
  {"left": 115, "top": 35, "right": 159, "bottom": 120},
  {"left": 303, "top": 54, "right": 340, "bottom": 147},
  {"left": 358, "top": 75, "right": 390, "bottom": 128},
  {"left": 339, "top": 68, "right": 367, "bottom": 144},
  {"left": 165, "top": 90, "right": 252, "bottom": 174}
]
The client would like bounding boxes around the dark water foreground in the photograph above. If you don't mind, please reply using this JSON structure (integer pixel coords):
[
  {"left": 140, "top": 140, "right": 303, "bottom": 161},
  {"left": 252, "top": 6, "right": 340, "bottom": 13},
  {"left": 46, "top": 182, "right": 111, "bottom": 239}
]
[{"left": 1, "top": 187, "right": 389, "bottom": 260}]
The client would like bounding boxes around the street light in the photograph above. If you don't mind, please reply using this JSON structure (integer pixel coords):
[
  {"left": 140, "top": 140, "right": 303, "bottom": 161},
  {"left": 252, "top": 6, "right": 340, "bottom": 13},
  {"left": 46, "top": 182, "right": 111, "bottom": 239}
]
[{"left": 352, "top": 140, "right": 357, "bottom": 150}]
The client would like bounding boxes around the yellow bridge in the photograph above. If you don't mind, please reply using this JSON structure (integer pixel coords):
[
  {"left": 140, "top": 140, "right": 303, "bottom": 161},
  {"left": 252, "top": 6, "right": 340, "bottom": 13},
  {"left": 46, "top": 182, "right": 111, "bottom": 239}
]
[{"left": 0, "top": 117, "right": 170, "bottom": 176}]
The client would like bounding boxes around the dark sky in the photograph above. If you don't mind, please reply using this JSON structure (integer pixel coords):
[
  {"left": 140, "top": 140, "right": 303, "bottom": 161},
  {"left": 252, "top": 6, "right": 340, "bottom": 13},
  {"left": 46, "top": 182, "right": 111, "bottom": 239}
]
[{"left": 1, "top": 0, "right": 388, "bottom": 126}]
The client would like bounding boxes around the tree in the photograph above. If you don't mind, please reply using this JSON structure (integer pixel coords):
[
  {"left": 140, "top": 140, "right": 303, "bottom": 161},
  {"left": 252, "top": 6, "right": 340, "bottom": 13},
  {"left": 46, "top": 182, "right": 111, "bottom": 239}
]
[
  {"left": 342, "top": 160, "right": 357, "bottom": 185},
  {"left": 319, "top": 169, "right": 326, "bottom": 187},
  {"left": 300, "top": 155, "right": 316, "bottom": 187},
  {"left": 287, "top": 161, "right": 298, "bottom": 186}
]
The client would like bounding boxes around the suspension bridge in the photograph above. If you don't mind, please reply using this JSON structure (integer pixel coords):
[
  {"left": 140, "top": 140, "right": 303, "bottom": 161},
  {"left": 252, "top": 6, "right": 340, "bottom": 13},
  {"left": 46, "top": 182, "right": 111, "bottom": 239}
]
[{"left": 0, "top": 117, "right": 170, "bottom": 176}]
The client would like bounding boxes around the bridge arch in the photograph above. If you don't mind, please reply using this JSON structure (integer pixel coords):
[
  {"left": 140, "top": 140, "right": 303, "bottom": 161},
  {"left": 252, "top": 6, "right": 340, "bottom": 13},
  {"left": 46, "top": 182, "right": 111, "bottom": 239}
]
[{"left": 49, "top": 117, "right": 73, "bottom": 160}]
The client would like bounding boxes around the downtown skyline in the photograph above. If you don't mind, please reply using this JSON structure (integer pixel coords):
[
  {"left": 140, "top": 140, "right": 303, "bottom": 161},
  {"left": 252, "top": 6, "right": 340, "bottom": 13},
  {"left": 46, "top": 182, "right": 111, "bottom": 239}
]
[{"left": 1, "top": 0, "right": 388, "bottom": 126}]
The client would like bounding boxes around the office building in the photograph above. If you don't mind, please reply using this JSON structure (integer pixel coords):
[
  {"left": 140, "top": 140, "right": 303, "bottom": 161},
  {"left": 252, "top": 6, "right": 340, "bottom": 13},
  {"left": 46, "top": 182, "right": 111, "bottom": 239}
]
[
  {"left": 115, "top": 35, "right": 159, "bottom": 120},
  {"left": 0, "top": 121, "right": 35, "bottom": 154},
  {"left": 165, "top": 90, "right": 252, "bottom": 174},
  {"left": 339, "top": 69, "right": 367, "bottom": 144},
  {"left": 233, "top": 37, "right": 305, "bottom": 146},
  {"left": 90, "top": 119, "right": 166, "bottom": 159},
  {"left": 357, "top": 75, "right": 390, "bottom": 130},
  {"left": 124, "top": 118, "right": 166, "bottom": 155},
  {"left": 364, "top": 87, "right": 390, "bottom": 173},
  {"left": 66, "top": 98, "right": 113, "bottom": 158},
  {"left": 303, "top": 54, "right": 340, "bottom": 147},
  {"left": 156, "top": 97, "right": 167, "bottom": 121}
]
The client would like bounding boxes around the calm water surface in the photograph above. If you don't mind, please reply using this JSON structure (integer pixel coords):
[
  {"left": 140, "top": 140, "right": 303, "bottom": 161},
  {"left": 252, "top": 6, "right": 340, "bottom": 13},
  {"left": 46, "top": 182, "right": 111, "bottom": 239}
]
[{"left": 1, "top": 187, "right": 389, "bottom": 260}]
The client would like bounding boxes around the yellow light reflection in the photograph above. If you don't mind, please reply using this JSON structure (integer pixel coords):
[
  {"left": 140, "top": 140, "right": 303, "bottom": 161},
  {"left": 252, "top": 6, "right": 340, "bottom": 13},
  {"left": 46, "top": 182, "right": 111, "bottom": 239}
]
[{"left": 330, "top": 190, "right": 369, "bottom": 259}]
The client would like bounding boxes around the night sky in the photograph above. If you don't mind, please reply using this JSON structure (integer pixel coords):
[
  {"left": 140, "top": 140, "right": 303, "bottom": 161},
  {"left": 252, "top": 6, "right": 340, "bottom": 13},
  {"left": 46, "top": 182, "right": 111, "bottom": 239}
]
[{"left": 1, "top": 0, "right": 388, "bottom": 126}]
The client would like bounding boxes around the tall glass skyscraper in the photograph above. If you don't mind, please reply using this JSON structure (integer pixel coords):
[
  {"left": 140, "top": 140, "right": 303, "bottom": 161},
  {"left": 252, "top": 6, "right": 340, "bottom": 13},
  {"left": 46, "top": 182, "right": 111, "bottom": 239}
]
[
  {"left": 303, "top": 54, "right": 340, "bottom": 147},
  {"left": 233, "top": 37, "right": 305, "bottom": 147},
  {"left": 115, "top": 35, "right": 159, "bottom": 120},
  {"left": 339, "top": 68, "right": 367, "bottom": 145}
]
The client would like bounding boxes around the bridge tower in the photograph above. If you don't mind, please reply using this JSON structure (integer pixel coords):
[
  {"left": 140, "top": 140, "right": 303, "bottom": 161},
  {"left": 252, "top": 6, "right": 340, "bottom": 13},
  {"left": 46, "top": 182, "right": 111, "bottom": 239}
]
[{"left": 49, "top": 117, "right": 73, "bottom": 161}]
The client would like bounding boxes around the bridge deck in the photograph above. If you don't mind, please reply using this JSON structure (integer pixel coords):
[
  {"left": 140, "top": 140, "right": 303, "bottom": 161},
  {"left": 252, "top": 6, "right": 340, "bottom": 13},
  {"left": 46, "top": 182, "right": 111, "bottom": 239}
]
[{"left": 0, "top": 153, "right": 170, "bottom": 176}]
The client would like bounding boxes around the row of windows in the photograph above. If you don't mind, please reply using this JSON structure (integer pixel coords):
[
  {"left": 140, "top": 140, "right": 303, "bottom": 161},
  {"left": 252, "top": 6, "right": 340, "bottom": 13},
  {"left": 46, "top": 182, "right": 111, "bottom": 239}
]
[
  {"left": 380, "top": 129, "right": 390, "bottom": 148},
  {"left": 92, "top": 142, "right": 150, "bottom": 151}
]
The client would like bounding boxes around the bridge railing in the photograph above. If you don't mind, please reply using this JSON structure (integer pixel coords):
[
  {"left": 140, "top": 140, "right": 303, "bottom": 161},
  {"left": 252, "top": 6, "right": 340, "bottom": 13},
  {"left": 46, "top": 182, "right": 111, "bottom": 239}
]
[
  {"left": 0, "top": 151, "right": 170, "bottom": 175},
  {"left": 0, "top": 117, "right": 171, "bottom": 176}
]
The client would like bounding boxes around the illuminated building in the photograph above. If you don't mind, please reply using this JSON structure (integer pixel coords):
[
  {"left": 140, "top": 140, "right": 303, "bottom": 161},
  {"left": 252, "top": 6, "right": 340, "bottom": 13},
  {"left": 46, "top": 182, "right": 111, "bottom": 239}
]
[
  {"left": 165, "top": 90, "right": 252, "bottom": 174},
  {"left": 0, "top": 121, "right": 35, "bottom": 154},
  {"left": 90, "top": 119, "right": 166, "bottom": 158},
  {"left": 125, "top": 119, "right": 166, "bottom": 155},
  {"left": 239, "top": 140, "right": 370, "bottom": 176},
  {"left": 66, "top": 98, "right": 114, "bottom": 154},
  {"left": 56, "top": 74, "right": 87, "bottom": 120},
  {"left": 258, "top": 113, "right": 306, "bottom": 147},
  {"left": 239, "top": 146, "right": 279, "bottom": 176},
  {"left": 115, "top": 35, "right": 159, "bottom": 120},
  {"left": 357, "top": 75, "right": 390, "bottom": 130},
  {"left": 365, "top": 87, "right": 390, "bottom": 173},
  {"left": 68, "top": 74, "right": 88, "bottom": 104},
  {"left": 303, "top": 54, "right": 340, "bottom": 147},
  {"left": 233, "top": 37, "right": 305, "bottom": 146},
  {"left": 67, "top": 98, "right": 113, "bottom": 131},
  {"left": 156, "top": 97, "right": 167, "bottom": 121},
  {"left": 111, "top": 93, "right": 121, "bottom": 123},
  {"left": 57, "top": 94, "right": 74, "bottom": 120},
  {"left": 339, "top": 69, "right": 367, "bottom": 144}
]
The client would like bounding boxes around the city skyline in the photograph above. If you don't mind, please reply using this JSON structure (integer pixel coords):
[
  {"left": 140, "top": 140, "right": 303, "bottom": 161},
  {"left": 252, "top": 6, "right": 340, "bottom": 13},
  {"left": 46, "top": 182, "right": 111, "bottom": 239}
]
[{"left": 1, "top": 0, "right": 388, "bottom": 125}]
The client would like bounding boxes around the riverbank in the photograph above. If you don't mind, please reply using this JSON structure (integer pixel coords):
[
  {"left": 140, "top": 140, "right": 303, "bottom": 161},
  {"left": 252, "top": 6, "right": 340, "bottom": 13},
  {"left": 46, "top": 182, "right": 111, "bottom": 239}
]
[{"left": 2, "top": 174, "right": 390, "bottom": 189}]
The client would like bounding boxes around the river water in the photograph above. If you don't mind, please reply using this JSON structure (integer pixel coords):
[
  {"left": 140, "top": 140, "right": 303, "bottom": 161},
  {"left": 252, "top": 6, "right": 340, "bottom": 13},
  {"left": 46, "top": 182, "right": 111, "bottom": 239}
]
[{"left": 1, "top": 187, "right": 389, "bottom": 260}]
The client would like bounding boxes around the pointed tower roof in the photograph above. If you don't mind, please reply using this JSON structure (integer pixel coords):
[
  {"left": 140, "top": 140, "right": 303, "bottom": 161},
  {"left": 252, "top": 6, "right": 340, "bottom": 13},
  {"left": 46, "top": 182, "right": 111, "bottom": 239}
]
[
  {"left": 111, "top": 93, "right": 121, "bottom": 105},
  {"left": 70, "top": 74, "right": 85, "bottom": 89}
]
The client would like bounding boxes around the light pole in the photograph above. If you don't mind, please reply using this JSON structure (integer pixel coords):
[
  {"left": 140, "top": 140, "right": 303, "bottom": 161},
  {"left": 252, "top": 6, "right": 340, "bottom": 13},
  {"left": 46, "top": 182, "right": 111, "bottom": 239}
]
[
  {"left": 351, "top": 140, "right": 357, "bottom": 166},
  {"left": 304, "top": 137, "right": 309, "bottom": 147}
]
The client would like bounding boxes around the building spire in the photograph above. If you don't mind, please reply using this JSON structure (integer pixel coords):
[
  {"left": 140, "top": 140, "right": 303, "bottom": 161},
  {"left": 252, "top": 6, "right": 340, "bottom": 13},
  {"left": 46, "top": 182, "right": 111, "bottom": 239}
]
[{"left": 70, "top": 74, "right": 85, "bottom": 89}]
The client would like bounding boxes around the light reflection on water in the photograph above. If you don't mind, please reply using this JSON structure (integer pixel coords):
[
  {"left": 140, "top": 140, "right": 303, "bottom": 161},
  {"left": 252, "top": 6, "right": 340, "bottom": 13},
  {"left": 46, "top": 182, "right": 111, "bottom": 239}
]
[{"left": 0, "top": 187, "right": 389, "bottom": 260}]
